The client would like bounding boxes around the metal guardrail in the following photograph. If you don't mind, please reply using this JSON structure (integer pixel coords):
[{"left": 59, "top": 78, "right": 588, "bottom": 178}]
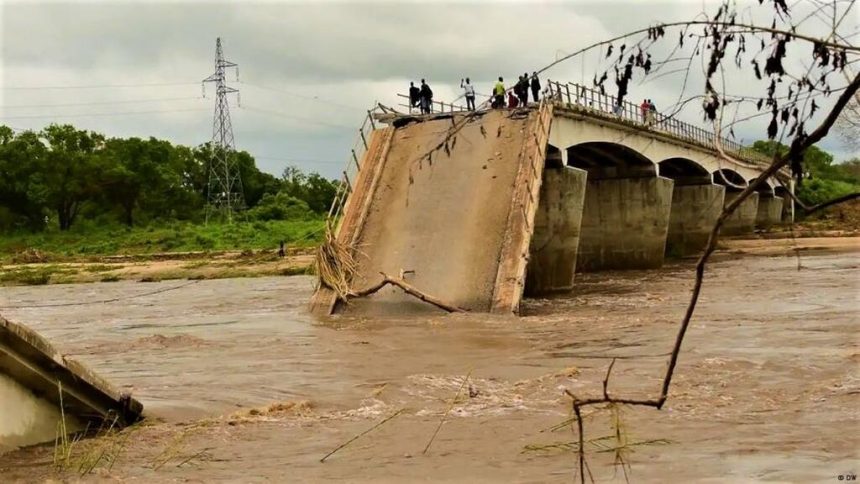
[
  {"left": 326, "top": 105, "right": 386, "bottom": 223},
  {"left": 544, "top": 80, "right": 775, "bottom": 169},
  {"left": 392, "top": 81, "right": 777, "bottom": 170},
  {"left": 395, "top": 93, "right": 469, "bottom": 114}
]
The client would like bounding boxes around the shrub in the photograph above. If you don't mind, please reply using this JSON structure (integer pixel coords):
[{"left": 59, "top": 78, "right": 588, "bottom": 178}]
[
  {"left": 796, "top": 178, "right": 860, "bottom": 208},
  {"left": 247, "top": 192, "right": 315, "bottom": 221}
]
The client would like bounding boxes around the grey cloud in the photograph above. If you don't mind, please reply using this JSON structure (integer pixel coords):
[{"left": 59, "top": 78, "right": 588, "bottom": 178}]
[{"left": 2, "top": 0, "right": 856, "bottom": 181}]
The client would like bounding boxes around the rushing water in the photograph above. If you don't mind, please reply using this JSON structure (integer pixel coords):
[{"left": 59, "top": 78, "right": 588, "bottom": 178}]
[{"left": 0, "top": 252, "right": 857, "bottom": 482}]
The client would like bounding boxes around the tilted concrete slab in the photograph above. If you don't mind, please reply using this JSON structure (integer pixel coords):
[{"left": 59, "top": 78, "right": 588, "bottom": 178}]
[
  {"left": 311, "top": 108, "right": 550, "bottom": 315},
  {"left": 0, "top": 316, "right": 143, "bottom": 448}
]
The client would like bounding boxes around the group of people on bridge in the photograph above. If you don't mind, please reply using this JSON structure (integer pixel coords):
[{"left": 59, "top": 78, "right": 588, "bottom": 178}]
[
  {"left": 407, "top": 73, "right": 542, "bottom": 113},
  {"left": 640, "top": 98, "right": 658, "bottom": 125},
  {"left": 407, "top": 76, "right": 662, "bottom": 132}
]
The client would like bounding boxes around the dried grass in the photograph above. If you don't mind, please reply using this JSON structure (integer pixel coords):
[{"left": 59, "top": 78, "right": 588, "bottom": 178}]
[{"left": 314, "top": 221, "right": 358, "bottom": 300}]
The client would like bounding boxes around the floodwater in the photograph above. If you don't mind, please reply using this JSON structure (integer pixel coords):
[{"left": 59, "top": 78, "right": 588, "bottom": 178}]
[{"left": 0, "top": 251, "right": 857, "bottom": 482}]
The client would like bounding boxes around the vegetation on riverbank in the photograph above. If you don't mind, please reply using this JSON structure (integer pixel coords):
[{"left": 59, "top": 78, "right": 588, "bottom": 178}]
[{"left": 0, "top": 219, "right": 325, "bottom": 263}]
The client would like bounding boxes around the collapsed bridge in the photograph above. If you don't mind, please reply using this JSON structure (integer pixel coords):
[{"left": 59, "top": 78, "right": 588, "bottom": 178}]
[{"left": 310, "top": 81, "right": 791, "bottom": 316}]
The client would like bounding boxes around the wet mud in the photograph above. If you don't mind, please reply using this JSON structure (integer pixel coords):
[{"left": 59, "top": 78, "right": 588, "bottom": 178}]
[{"left": 0, "top": 250, "right": 857, "bottom": 482}]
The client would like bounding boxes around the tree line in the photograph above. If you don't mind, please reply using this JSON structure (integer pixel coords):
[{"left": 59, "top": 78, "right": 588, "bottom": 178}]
[
  {"left": 750, "top": 140, "right": 860, "bottom": 206},
  {"left": 1, "top": 123, "right": 855, "bottom": 233},
  {"left": 0, "top": 124, "right": 338, "bottom": 232}
]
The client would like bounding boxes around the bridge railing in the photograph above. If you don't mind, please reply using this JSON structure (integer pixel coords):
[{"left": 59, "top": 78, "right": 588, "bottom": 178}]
[
  {"left": 325, "top": 104, "right": 388, "bottom": 223},
  {"left": 544, "top": 80, "right": 774, "bottom": 169},
  {"left": 395, "top": 93, "right": 470, "bottom": 114}
]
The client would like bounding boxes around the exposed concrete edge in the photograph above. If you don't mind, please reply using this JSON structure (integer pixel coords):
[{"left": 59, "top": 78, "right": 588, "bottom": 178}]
[
  {"left": 490, "top": 105, "right": 554, "bottom": 314},
  {"left": 0, "top": 316, "right": 143, "bottom": 427},
  {"left": 309, "top": 127, "right": 396, "bottom": 317}
]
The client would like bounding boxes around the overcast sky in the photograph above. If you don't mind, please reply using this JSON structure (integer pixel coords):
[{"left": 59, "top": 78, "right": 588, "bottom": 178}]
[{"left": 1, "top": 0, "right": 856, "bottom": 179}]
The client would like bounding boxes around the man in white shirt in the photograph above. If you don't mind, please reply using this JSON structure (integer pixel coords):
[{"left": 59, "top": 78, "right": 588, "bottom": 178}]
[{"left": 461, "top": 77, "right": 476, "bottom": 111}]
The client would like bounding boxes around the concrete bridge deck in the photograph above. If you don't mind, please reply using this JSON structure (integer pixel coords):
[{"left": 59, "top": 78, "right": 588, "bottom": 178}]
[
  {"left": 310, "top": 84, "right": 791, "bottom": 316},
  {"left": 1, "top": 316, "right": 143, "bottom": 451}
]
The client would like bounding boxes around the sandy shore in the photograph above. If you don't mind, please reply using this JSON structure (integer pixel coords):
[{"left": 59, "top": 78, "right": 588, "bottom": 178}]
[{"left": 2, "top": 236, "right": 857, "bottom": 287}]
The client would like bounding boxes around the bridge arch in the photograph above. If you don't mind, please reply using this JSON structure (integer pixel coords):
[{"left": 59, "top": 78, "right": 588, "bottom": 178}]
[
  {"left": 658, "top": 157, "right": 711, "bottom": 185},
  {"left": 751, "top": 177, "right": 775, "bottom": 196},
  {"left": 712, "top": 168, "right": 748, "bottom": 191},
  {"left": 566, "top": 142, "right": 656, "bottom": 179}
]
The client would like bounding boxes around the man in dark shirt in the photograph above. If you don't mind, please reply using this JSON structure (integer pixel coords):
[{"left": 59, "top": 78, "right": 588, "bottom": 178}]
[
  {"left": 517, "top": 74, "right": 528, "bottom": 106},
  {"left": 419, "top": 79, "right": 433, "bottom": 114},
  {"left": 530, "top": 72, "right": 541, "bottom": 103},
  {"left": 409, "top": 82, "right": 420, "bottom": 111}
]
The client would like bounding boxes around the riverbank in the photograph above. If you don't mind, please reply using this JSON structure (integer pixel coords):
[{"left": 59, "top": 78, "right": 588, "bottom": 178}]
[
  {"left": 0, "top": 249, "right": 315, "bottom": 286},
  {"left": 1, "top": 234, "right": 857, "bottom": 287}
]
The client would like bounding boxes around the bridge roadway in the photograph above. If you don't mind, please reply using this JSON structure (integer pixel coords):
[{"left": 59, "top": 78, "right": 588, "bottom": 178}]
[{"left": 310, "top": 84, "right": 791, "bottom": 316}]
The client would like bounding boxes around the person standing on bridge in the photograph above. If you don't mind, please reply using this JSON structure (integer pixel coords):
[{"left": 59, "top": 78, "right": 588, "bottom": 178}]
[
  {"left": 640, "top": 99, "right": 649, "bottom": 123},
  {"left": 648, "top": 99, "right": 657, "bottom": 125},
  {"left": 530, "top": 72, "right": 541, "bottom": 103},
  {"left": 419, "top": 79, "right": 433, "bottom": 114},
  {"left": 409, "top": 82, "right": 420, "bottom": 112},
  {"left": 461, "top": 78, "right": 476, "bottom": 111},
  {"left": 517, "top": 74, "right": 529, "bottom": 106},
  {"left": 493, "top": 77, "right": 505, "bottom": 109},
  {"left": 507, "top": 90, "right": 519, "bottom": 109}
]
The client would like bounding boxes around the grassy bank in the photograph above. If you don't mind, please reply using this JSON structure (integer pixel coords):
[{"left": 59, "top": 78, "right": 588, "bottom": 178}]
[{"left": 0, "top": 220, "right": 325, "bottom": 262}]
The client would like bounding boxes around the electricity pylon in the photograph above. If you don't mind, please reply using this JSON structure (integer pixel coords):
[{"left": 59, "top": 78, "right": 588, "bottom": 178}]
[{"left": 203, "top": 37, "right": 244, "bottom": 223}]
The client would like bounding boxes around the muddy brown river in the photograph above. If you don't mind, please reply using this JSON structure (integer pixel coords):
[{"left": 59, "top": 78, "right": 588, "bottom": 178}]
[{"left": 0, "top": 250, "right": 857, "bottom": 482}]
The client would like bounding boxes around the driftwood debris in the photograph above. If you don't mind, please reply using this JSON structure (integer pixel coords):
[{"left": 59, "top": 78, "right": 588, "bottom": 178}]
[{"left": 348, "top": 272, "right": 467, "bottom": 313}]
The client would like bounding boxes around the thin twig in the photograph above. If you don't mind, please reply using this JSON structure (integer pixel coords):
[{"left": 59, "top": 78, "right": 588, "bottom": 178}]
[
  {"left": 320, "top": 408, "right": 405, "bottom": 463},
  {"left": 423, "top": 370, "right": 472, "bottom": 455}
]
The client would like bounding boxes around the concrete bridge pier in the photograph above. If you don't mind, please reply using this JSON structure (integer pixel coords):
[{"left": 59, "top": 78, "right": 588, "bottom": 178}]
[
  {"left": 775, "top": 186, "right": 794, "bottom": 223},
  {"left": 715, "top": 169, "right": 759, "bottom": 235},
  {"left": 567, "top": 143, "right": 673, "bottom": 271},
  {"left": 659, "top": 158, "right": 725, "bottom": 257},
  {"left": 525, "top": 148, "right": 587, "bottom": 294},
  {"left": 756, "top": 194, "right": 784, "bottom": 229}
]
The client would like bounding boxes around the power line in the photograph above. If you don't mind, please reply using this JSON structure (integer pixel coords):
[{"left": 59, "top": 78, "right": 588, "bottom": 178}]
[
  {"left": 2, "top": 96, "right": 203, "bottom": 109},
  {"left": 0, "top": 108, "right": 207, "bottom": 120},
  {"left": 0, "top": 81, "right": 199, "bottom": 90},
  {"left": 239, "top": 104, "right": 354, "bottom": 129},
  {"left": 253, "top": 155, "right": 345, "bottom": 165},
  {"left": 239, "top": 81, "right": 367, "bottom": 112}
]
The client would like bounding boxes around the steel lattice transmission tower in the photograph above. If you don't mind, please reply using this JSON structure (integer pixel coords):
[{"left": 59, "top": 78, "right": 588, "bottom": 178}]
[{"left": 203, "top": 37, "right": 244, "bottom": 222}]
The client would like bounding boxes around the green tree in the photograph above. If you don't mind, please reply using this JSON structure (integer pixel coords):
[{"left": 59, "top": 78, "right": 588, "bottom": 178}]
[
  {"left": 0, "top": 128, "right": 47, "bottom": 230},
  {"left": 35, "top": 124, "right": 105, "bottom": 230},
  {"left": 235, "top": 150, "right": 282, "bottom": 208},
  {"left": 280, "top": 165, "right": 338, "bottom": 214},
  {"left": 751, "top": 140, "right": 838, "bottom": 179},
  {"left": 752, "top": 141, "right": 860, "bottom": 209}
]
